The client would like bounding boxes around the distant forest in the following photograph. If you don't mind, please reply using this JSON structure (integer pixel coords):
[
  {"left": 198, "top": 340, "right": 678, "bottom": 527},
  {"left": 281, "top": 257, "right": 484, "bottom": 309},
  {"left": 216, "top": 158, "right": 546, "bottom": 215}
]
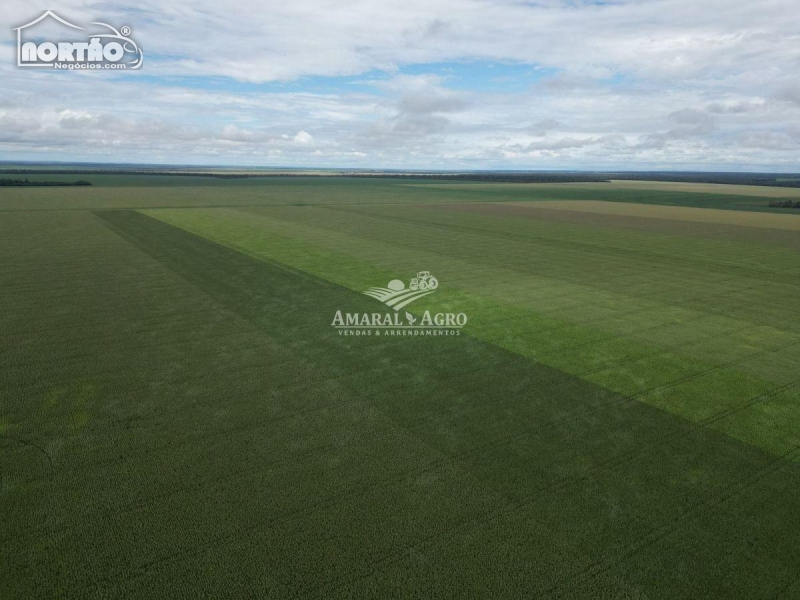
[
  {"left": 607, "top": 172, "right": 800, "bottom": 188},
  {"left": 1, "top": 169, "right": 800, "bottom": 187},
  {"left": 0, "top": 178, "right": 92, "bottom": 187},
  {"left": 768, "top": 200, "right": 800, "bottom": 209}
]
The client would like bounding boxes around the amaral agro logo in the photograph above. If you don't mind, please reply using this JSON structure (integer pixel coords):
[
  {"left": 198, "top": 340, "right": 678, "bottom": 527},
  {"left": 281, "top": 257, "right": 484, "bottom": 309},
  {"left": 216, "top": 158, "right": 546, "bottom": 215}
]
[
  {"left": 332, "top": 271, "right": 468, "bottom": 337},
  {"left": 14, "top": 11, "right": 143, "bottom": 70}
]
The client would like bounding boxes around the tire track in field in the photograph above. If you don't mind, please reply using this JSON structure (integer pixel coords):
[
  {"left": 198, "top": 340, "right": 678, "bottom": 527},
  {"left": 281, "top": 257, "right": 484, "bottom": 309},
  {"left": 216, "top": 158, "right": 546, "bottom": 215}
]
[
  {"left": 547, "top": 444, "right": 800, "bottom": 598},
  {"left": 484, "top": 296, "right": 759, "bottom": 375},
  {"left": 460, "top": 276, "right": 757, "bottom": 345},
  {"left": 566, "top": 322, "right": 800, "bottom": 394},
  {"left": 623, "top": 336, "right": 800, "bottom": 403}
]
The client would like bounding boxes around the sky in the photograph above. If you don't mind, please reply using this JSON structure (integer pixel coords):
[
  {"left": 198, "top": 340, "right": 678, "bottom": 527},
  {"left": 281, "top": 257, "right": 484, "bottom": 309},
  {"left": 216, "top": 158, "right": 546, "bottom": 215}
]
[{"left": 1, "top": 0, "right": 799, "bottom": 170}]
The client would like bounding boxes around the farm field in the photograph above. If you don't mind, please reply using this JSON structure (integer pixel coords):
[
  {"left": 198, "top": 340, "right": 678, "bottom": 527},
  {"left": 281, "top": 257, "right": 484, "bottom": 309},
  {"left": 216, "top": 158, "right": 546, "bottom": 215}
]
[{"left": 2, "top": 176, "right": 800, "bottom": 597}]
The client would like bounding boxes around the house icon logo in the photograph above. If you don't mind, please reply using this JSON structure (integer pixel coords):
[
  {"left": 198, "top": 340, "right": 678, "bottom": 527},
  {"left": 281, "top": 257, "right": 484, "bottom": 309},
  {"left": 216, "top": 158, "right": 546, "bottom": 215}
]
[{"left": 13, "top": 11, "right": 143, "bottom": 70}]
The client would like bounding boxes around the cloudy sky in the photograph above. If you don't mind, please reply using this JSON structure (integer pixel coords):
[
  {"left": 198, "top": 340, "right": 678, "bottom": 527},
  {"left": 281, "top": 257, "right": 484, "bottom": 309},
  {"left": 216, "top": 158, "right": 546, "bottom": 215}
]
[{"left": 2, "top": 0, "right": 799, "bottom": 170}]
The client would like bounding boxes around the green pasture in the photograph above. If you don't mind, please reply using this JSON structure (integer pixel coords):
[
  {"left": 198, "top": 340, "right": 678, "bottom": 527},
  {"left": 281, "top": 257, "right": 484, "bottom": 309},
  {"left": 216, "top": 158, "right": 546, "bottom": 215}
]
[{"left": 1, "top": 175, "right": 799, "bottom": 597}]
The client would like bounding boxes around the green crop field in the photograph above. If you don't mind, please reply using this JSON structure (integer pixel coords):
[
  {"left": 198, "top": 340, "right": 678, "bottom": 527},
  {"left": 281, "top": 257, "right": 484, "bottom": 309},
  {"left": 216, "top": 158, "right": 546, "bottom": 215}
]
[{"left": 2, "top": 176, "right": 800, "bottom": 597}]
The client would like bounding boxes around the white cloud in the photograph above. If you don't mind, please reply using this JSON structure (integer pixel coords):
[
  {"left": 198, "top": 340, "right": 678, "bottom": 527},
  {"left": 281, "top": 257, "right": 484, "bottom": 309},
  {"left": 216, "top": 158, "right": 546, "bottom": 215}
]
[{"left": 1, "top": 0, "right": 799, "bottom": 168}]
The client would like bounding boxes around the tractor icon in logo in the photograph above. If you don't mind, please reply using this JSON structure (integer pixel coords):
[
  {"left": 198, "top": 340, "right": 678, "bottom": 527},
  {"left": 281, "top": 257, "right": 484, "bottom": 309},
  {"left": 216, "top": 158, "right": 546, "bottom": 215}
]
[
  {"left": 363, "top": 271, "right": 439, "bottom": 311},
  {"left": 409, "top": 271, "right": 438, "bottom": 292}
]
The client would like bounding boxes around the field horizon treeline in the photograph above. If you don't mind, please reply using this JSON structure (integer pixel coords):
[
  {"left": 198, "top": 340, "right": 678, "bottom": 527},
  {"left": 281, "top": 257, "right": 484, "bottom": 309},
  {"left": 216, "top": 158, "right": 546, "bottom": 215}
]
[
  {"left": 0, "top": 178, "right": 92, "bottom": 187},
  {"left": 2, "top": 164, "right": 800, "bottom": 187}
]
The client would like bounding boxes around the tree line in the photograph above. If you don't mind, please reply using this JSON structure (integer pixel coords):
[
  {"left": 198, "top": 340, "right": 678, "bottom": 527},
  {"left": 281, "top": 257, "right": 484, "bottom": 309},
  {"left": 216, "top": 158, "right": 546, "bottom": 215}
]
[
  {"left": 0, "top": 178, "right": 92, "bottom": 187},
  {"left": 768, "top": 200, "right": 800, "bottom": 209}
]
